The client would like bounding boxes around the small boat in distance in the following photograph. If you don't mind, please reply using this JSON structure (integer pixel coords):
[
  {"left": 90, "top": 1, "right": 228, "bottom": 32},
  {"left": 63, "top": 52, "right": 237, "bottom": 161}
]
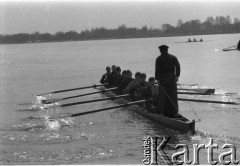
[{"left": 175, "top": 39, "right": 212, "bottom": 43}]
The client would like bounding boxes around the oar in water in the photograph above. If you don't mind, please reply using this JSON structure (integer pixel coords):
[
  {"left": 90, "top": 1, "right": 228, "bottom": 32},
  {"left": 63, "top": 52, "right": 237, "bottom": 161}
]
[
  {"left": 36, "top": 83, "right": 108, "bottom": 96},
  {"left": 45, "top": 94, "right": 130, "bottom": 108},
  {"left": 178, "top": 98, "right": 239, "bottom": 105},
  {"left": 70, "top": 100, "right": 146, "bottom": 117},
  {"left": 41, "top": 87, "right": 117, "bottom": 104},
  {"left": 178, "top": 88, "right": 215, "bottom": 94}
]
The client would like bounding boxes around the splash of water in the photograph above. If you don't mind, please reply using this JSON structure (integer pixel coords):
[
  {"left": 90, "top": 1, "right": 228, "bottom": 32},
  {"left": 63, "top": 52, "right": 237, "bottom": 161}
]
[{"left": 45, "top": 120, "right": 61, "bottom": 131}]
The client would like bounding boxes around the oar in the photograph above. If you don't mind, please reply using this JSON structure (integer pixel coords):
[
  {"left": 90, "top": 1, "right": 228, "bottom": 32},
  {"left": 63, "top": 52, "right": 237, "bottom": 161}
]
[
  {"left": 178, "top": 98, "right": 239, "bottom": 105},
  {"left": 41, "top": 87, "right": 117, "bottom": 104},
  {"left": 58, "top": 94, "right": 130, "bottom": 107},
  {"left": 223, "top": 45, "right": 237, "bottom": 50},
  {"left": 178, "top": 88, "right": 215, "bottom": 94},
  {"left": 223, "top": 48, "right": 238, "bottom": 52},
  {"left": 178, "top": 92, "right": 214, "bottom": 95},
  {"left": 157, "top": 83, "right": 198, "bottom": 86},
  {"left": 177, "top": 83, "right": 198, "bottom": 86},
  {"left": 70, "top": 100, "right": 146, "bottom": 117},
  {"left": 36, "top": 83, "right": 108, "bottom": 96}
]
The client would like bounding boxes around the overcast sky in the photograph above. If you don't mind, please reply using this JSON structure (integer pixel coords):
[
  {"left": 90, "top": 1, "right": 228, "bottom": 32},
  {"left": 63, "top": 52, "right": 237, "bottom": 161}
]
[{"left": 1, "top": 0, "right": 240, "bottom": 35}]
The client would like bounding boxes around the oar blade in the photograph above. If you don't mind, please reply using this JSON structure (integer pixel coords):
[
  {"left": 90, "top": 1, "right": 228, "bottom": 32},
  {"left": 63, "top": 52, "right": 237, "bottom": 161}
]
[{"left": 178, "top": 98, "right": 239, "bottom": 105}]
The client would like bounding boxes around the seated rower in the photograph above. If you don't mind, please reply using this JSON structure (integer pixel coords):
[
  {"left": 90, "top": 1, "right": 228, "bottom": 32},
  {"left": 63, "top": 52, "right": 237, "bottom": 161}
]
[
  {"left": 112, "top": 70, "right": 127, "bottom": 87},
  {"left": 107, "top": 65, "right": 117, "bottom": 85},
  {"left": 124, "top": 72, "right": 141, "bottom": 94},
  {"left": 117, "top": 70, "right": 134, "bottom": 94},
  {"left": 238, "top": 40, "right": 240, "bottom": 50},
  {"left": 130, "top": 73, "right": 148, "bottom": 97},
  {"left": 145, "top": 77, "right": 161, "bottom": 113},
  {"left": 100, "top": 66, "right": 111, "bottom": 85},
  {"left": 148, "top": 77, "right": 158, "bottom": 98},
  {"left": 108, "top": 66, "right": 121, "bottom": 87},
  {"left": 131, "top": 75, "right": 159, "bottom": 112}
]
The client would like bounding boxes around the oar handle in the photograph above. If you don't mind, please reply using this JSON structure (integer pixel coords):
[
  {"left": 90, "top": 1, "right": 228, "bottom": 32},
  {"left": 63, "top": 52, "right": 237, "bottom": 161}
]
[
  {"left": 61, "top": 94, "right": 130, "bottom": 107},
  {"left": 178, "top": 98, "right": 239, "bottom": 105},
  {"left": 70, "top": 99, "right": 146, "bottom": 117},
  {"left": 37, "top": 83, "right": 108, "bottom": 96}
]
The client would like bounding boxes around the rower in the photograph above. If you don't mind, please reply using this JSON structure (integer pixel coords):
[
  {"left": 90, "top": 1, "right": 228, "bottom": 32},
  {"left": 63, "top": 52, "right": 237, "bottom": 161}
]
[
  {"left": 188, "top": 38, "right": 192, "bottom": 42},
  {"left": 193, "top": 38, "right": 196, "bottom": 42},
  {"left": 124, "top": 72, "right": 141, "bottom": 94},
  {"left": 200, "top": 38, "right": 203, "bottom": 42},
  {"left": 112, "top": 70, "right": 127, "bottom": 87},
  {"left": 131, "top": 73, "right": 148, "bottom": 97},
  {"left": 100, "top": 66, "right": 111, "bottom": 85},
  {"left": 117, "top": 70, "right": 134, "bottom": 93},
  {"left": 147, "top": 77, "right": 158, "bottom": 97},
  {"left": 132, "top": 76, "right": 160, "bottom": 113},
  {"left": 108, "top": 65, "right": 120, "bottom": 87},
  {"left": 238, "top": 40, "right": 240, "bottom": 49}
]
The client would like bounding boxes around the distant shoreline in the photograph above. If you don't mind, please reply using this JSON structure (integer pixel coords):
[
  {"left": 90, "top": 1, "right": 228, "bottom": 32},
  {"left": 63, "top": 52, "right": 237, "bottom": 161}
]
[
  {"left": 1, "top": 15, "right": 240, "bottom": 44},
  {"left": 0, "top": 32, "right": 239, "bottom": 45}
]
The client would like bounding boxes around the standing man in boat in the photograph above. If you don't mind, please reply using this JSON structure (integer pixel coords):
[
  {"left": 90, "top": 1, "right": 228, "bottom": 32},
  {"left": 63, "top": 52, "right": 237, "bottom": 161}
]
[{"left": 155, "top": 45, "right": 181, "bottom": 118}]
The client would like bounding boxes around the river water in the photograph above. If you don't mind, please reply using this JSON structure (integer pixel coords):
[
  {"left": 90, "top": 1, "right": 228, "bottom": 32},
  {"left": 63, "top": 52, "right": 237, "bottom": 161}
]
[{"left": 1, "top": 34, "right": 240, "bottom": 164}]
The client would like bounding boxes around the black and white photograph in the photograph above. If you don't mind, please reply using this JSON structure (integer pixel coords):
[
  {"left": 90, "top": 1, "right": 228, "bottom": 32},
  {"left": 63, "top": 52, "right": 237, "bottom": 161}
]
[{"left": 1, "top": 0, "right": 240, "bottom": 164}]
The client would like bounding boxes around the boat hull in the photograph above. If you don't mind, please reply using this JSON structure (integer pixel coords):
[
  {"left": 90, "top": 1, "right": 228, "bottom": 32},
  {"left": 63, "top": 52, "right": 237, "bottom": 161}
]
[{"left": 103, "top": 91, "right": 195, "bottom": 134}]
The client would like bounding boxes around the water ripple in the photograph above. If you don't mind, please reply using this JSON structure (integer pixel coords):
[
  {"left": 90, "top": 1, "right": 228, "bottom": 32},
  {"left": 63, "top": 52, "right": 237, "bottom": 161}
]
[
  {"left": 1, "top": 132, "right": 97, "bottom": 144},
  {"left": 0, "top": 146, "right": 114, "bottom": 164},
  {"left": 192, "top": 129, "right": 240, "bottom": 156}
]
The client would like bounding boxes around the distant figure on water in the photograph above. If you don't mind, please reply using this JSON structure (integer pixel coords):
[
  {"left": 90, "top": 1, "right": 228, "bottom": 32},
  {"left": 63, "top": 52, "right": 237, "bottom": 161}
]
[
  {"left": 155, "top": 45, "right": 181, "bottom": 118},
  {"left": 188, "top": 38, "right": 192, "bottom": 42},
  {"left": 193, "top": 38, "right": 197, "bottom": 42},
  {"left": 238, "top": 40, "right": 240, "bottom": 49},
  {"left": 100, "top": 66, "right": 111, "bottom": 84},
  {"left": 200, "top": 38, "right": 203, "bottom": 42}
]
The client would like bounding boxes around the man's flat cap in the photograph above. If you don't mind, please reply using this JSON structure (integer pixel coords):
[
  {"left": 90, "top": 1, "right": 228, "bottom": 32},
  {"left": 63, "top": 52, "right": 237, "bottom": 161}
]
[{"left": 158, "top": 45, "right": 169, "bottom": 49}]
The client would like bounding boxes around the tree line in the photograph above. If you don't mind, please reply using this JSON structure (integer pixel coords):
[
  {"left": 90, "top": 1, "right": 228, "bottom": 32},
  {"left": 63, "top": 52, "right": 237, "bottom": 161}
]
[{"left": 1, "top": 15, "right": 240, "bottom": 44}]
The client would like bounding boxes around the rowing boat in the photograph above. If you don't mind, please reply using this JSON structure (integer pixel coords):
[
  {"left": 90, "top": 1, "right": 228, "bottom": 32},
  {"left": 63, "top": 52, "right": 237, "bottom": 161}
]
[
  {"left": 175, "top": 40, "right": 212, "bottom": 43},
  {"left": 102, "top": 89, "right": 195, "bottom": 134}
]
